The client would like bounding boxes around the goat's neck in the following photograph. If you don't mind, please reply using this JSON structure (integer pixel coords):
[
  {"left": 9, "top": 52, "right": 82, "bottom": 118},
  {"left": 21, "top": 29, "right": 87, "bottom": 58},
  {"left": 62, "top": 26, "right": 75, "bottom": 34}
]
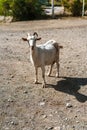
[
  {"left": 30, "top": 46, "right": 38, "bottom": 65},
  {"left": 30, "top": 46, "right": 37, "bottom": 54},
  {"left": 30, "top": 46, "right": 38, "bottom": 60}
]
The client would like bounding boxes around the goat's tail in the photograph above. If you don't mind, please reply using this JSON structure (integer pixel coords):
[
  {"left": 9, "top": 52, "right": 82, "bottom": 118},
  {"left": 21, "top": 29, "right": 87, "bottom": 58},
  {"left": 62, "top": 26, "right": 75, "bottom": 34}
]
[
  {"left": 59, "top": 45, "right": 63, "bottom": 49},
  {"left": 53, "top": 43, "right": 63, "bottom": 52}
]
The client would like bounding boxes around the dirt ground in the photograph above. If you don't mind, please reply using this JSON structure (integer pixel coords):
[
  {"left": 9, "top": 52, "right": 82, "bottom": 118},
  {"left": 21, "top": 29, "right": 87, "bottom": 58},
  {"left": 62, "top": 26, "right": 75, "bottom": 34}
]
[{"left": 0, "top": 17, "right": 87, "bottom": 130}]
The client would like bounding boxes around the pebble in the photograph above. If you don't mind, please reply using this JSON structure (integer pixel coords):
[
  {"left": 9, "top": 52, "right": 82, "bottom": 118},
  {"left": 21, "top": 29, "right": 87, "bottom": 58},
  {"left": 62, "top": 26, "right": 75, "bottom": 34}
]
[
  {"left": 11, "top": 120, "right": 18, "bottom": 125},
  {"left": 23, "top": 90, "right": 28, "bottom": 94},
  {"left": 47, "top": 127, "right": 54, "bottom": 130},
  {"left": 65, "top": 118, "right": 68, "bottom": 121},
  {"left": 8, "top": 98, "right": 14, "bottom": 102},
  {"left": 41, "top": 114, "right": 47, "bottom": 119},
  {"left": 76, "top": 120, "right": 79, "bottom": 123},
  {"left": 10, "top": 75, "right": 14, "bottom": 78},
  {"left": 53, "top": 126, "right": 61, "bottom": 130},
  {"left": 46, "top": 126, "right": 61, "bottom": 130},
  {"left": 66, "top": 103, "right": 73, "bottom": 108},
  {"left": 49, "top": 114, "right": 53, "bottom": 117},
  {"left": 39, "top": 101, "right": 45, "bottom": 106}
]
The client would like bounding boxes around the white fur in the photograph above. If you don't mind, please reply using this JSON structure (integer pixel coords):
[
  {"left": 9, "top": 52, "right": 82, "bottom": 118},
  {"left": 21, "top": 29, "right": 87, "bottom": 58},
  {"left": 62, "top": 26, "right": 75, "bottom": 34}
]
[{"left": 22, "top": 33, "right": 62, "bottom": 87}]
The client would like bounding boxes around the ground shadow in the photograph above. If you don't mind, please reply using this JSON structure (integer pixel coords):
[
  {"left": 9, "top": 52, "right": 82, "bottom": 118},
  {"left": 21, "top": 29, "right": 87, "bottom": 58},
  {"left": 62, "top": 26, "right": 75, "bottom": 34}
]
[{"left": 51, "top": 77, "right": 87, "bottom": 103}]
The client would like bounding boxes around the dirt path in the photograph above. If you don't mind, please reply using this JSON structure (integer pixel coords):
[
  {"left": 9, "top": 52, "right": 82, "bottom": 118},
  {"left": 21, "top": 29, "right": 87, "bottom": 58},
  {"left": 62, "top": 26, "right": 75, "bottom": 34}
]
[{"left": 0, "top": 18, "right": 87, "bottom": 130}]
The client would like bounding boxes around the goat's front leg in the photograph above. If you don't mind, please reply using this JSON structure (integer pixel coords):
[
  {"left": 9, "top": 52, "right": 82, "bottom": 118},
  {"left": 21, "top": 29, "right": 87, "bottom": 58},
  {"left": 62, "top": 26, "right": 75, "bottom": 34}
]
[
  {"left": 34, "top": 67, "right": 38, "bottom": 84},
  {"left": 41, "top": 66, "right": 46, "bottom": 88}
]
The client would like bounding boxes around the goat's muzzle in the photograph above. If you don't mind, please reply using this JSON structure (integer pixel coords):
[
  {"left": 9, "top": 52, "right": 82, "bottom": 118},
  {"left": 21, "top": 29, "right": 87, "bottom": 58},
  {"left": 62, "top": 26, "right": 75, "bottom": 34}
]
[{"left": 31, "top": 46, "right": 34, "bottom": 50}]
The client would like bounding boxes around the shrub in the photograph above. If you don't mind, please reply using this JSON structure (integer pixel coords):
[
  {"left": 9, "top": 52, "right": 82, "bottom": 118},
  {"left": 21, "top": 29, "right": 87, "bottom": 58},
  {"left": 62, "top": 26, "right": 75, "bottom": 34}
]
[
  {"left": 0, "top": 0, "right": 44, "bottom": 21},
  {"left": 61, "top": 0, "right": 83, "bottom": 16},
  {"left": 0, "top": 0, "right": 12, "bottom": 16},
  {"left": 61, "top": 0, "right": 71, "bottom": 9},
  {"left": 12, "top": 0, "right": 43, "bottom": 21},
  {"left": 70, "top": 0, "right": 82, "bottom": 16}
]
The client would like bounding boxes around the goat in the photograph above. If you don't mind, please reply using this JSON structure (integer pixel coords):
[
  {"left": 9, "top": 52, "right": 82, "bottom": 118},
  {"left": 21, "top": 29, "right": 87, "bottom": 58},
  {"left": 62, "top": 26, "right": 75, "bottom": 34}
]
[{"left": 22, "top": 32, "right": 63, "bottom": 88}]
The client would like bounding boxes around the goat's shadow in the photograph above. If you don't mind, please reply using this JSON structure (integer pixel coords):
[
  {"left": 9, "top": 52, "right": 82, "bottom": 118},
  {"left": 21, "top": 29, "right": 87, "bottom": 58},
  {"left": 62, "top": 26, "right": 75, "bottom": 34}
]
[{"left": 50, "top": 77, "right": 87, "bottom": 103}]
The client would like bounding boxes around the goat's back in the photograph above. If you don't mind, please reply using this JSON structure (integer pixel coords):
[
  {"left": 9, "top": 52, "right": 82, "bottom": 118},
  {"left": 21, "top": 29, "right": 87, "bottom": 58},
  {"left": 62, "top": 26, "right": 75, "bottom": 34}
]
[{"left": 37, "top": 40, "right": 58, "bottom": 66}]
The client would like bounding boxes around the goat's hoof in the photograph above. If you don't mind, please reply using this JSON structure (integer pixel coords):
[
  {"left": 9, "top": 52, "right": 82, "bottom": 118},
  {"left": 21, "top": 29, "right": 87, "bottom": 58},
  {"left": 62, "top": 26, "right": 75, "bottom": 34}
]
[
  {"left": 47, "top": 73, "right": 51, "bottom": 77},
  {"left": 42, "top": 84, "right": 46, "bottom": 88},
  {"left": 56, "top": 74, "right": 59, "bottom": 78},
  {"left": 34, "top": 81, "right": 38, "bottom": 84}
]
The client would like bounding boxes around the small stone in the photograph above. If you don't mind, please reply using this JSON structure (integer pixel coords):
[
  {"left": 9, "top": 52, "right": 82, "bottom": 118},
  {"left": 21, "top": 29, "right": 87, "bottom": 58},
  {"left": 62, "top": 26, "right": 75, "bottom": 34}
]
[
  {"left": 8, "top": 98, "right": 14, "bottom": 102},
  {"left": 39, "top": 101, "right": 45, "bottom": 106},
  {"left": 65, "top": 118, "right": 68, "bottom": 121},
  {"left": 47, "top": 127, "right": 54, "bottom": 130},
  {"left": 49, "top": 114, "right": 53, "bottom": 117},
  {"left": 76, "top": 110, "right": 80, "bottom": 112},
  {"left": 11, "top": 121, "right": 14, "bottom": 125},
  {"left": 23, "top": 90, "right": 28, "bottom": 94},
  {"left": 76, "top": 120, "right": 79, "bottom": 123},
  {"left": 54, "top": 111, "right": 58, "bottom": 114},
  {"left": 11, "top": 75, "right": 14, "bottom": 78},
  {"left": 11, "top": 120, "right": 18, "bottom": 125},
  {"left": 42, "top": 114, "right": 47, "bottom": 119},
  {"left": 53, "top": 126, "right": 61, "bottom": 130},
  {"left": 66, "top": 103, "right": 73, "bottom": 108}
]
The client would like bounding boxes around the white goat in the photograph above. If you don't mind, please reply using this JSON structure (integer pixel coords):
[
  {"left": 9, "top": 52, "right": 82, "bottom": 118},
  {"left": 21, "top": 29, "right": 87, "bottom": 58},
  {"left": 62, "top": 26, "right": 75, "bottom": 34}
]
[{"left": 22, "top": 32, "right": 63, "bottom": 88}]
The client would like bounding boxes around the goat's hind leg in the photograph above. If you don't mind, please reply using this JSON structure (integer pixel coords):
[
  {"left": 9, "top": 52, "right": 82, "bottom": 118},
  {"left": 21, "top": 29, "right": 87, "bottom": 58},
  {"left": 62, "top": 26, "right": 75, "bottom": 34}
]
[
  {"left": 41, "top": 66, "right": 46, "bottom": 88},
  {"left": 47, "top": 62, "right": 54, "bottom": 77},
  {"left": 56, "top": 61, "right": 59, "bottom": 78}
]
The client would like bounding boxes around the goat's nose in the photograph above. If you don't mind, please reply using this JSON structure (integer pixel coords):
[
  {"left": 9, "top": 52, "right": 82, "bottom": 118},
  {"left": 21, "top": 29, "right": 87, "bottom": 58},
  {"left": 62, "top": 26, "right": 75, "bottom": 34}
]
[{"left": 31, "top": 46, "right": 34, "bottom": 50}]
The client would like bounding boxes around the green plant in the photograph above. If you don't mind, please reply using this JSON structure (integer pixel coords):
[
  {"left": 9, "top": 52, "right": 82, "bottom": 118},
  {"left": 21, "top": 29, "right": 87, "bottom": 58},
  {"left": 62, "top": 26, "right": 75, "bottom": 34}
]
[
  {"left": 0, "top": 0, "right": 44, "bottom": 21},
  {"left": 11, "top": 0, "right": 43, "bottom": 21},
  {"left": 70, "top": 0, "right": 82, "bottom": 16},
  {"left": 61, "top": 0, "right": 71, "bottom": 9},
  {"left": 0, "top": 0, "right": 12, "bottom": 16}
]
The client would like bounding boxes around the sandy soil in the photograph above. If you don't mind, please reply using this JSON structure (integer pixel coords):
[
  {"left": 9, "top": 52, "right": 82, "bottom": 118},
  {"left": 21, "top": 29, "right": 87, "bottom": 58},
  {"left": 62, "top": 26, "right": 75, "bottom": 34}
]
[{"left": 0, "top": 18, "right": 87, "bottom": 130}]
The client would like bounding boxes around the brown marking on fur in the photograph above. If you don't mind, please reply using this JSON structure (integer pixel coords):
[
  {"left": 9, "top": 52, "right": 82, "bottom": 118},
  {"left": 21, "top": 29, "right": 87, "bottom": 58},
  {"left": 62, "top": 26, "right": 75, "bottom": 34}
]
[
  {"left": 36, "top": 37, "right": 41, "bottom": 41},
  {"left": 59, "top": 45, "right": 63, "bottom": 49},
  {"left": 53, "top": 43, "right": 59, "bottom": 52},
  {"left": 22, "top": 38, "right": 28, "bottom": 41},
  {"left": 53, "top": 43, "right": 63, "bottom": 52}
]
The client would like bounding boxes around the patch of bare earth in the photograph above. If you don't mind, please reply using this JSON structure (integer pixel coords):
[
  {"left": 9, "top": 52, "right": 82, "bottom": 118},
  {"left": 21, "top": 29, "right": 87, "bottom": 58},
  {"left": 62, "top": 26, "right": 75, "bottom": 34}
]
[{"left": 0, "top": 18, "right": 87, "bottom": 130}]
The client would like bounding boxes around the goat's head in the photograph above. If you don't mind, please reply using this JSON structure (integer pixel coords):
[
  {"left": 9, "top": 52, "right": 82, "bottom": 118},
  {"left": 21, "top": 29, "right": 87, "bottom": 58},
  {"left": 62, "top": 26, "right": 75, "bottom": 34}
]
[{"left": 22, "top": 32, "right": 41, "bottom": 50}]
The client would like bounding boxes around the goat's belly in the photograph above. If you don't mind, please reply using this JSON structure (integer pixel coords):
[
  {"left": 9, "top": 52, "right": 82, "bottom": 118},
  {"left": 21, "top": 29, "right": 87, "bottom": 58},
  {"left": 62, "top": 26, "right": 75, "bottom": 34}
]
[
  {"left": 44, "top": 59, "right": 55, "bottom": 65},
  {"left": 35, "top": 60, "right": 55, "bottom": 67},
  {"left": 40, "top": 50, "right": 56, "bottom": 65},
  {"left": 44, "top": 55, "right": 56, "bottom": 65}
]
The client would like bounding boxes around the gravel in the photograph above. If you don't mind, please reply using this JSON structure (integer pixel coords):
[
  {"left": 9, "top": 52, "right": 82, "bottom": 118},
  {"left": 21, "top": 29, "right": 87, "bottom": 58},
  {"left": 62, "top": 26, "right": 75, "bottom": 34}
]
[{"left": 0, "top": 18, "right": 87, "bottom": 130}]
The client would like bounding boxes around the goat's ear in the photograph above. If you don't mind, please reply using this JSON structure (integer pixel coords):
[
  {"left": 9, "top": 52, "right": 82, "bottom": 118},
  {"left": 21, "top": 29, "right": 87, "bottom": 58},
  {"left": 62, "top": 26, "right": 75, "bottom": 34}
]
[
  {"left": 36, "top": 37, "right": 41, "bottom": 41},
  {"left": 22, "top": 38, "right": 28, "bottom": 41}
]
